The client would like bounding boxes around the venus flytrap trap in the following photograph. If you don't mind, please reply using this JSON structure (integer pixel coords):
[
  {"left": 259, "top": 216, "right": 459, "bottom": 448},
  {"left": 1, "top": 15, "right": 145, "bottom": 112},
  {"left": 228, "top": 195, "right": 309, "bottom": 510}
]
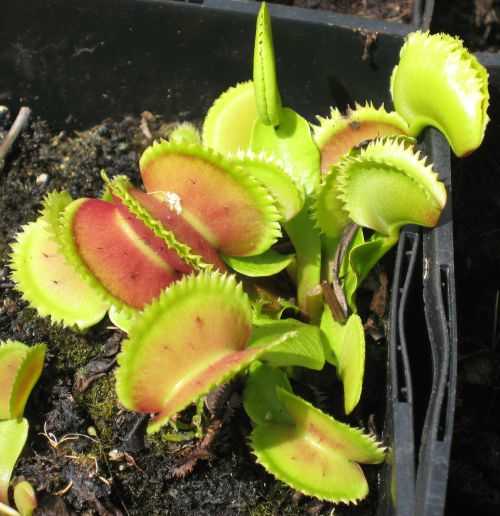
[
  {"left": 6, "top": 1, "right": 489, "bottom": 508},
  {"left": 0, "top": 340, "right": 45, "bottom": 516}
]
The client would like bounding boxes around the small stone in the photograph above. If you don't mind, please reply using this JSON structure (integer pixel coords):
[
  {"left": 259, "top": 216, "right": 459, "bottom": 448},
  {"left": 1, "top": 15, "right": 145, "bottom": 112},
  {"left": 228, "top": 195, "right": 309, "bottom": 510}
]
[{"left": 36, "top": 173, "right": 49, "bottom": 185}]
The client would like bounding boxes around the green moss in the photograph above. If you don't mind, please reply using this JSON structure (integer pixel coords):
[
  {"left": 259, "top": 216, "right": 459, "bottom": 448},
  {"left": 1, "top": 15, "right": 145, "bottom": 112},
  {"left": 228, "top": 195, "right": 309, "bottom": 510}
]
[
  {"left": 249, "top": 482, "right": 297, "bottom": 516},
  {"left": 77, "top": 375, "right": 119, "bottom": 446}
]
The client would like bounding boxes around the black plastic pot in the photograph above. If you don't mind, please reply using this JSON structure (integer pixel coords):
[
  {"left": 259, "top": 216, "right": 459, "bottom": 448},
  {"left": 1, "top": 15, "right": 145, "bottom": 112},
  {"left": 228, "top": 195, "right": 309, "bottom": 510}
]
[
  {"left": 204, "top": 0, "right": 434, "bottom": 31},
  {"left": 0, "top": 0, "right": 452, "bottom": 513}
]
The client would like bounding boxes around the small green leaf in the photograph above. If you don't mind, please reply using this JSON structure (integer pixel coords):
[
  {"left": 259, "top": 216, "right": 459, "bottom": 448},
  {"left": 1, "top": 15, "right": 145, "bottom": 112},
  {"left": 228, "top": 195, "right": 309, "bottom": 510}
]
[
  {"left": 222, "top": 249, "right": 294, "bottom": 277},
  {"left": 0, "top": 418, "right": 28, "bottom": 504},
  {"left": 243, "top": 361, "right": 292, "bottom": 425},
  {"left": 320, "top": 310, "right": 365, "bottom": 414},
  {"left": 253, "top": 3, "right": 282, "bottom": 126},
  {"left": 116, "top": 272, "right": 270, "bottom": 433},
  {"left": 251, "top": 108, "right": 321, "bottom": 195},
  {"left": 169, "top": 123, "right": 201, "bottom": 145},
  {"left": 250, "top": 388, "right": 385, "bottom": 503},
  {"left": 0, "top": 341, "right": 45, "bottom": 420},
  {"left": 249, "top": 319, "right": 325, "bottom": 370},
  {"left": 202, "top": 82, "right": 258, "bottom": 154},
  {"left": 343, "top": 230, "right": 398, "bottom": 313},
  {"left": 108, "top": 305, "right": 139, "bottom": 334},
  {"left": 13, "top": 481, "right": 37, "bottom": 516},
  {"left": 391, "top": 31, "right": 489, "bottom": 157},
  {"left": 231, "top": 150, "right": 305, "bottom": 221}
]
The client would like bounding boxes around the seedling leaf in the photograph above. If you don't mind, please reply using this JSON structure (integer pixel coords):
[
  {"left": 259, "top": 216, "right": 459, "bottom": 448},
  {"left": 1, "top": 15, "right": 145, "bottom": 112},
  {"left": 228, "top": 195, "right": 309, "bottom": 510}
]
[
  {"left": 0, "top": 418, "right": 28, "bottom": 504},
  {"left": 250, "top": 388, "right": 385, "bottom": 502},
  {"left": 10, "top": 219, "right": 109, "bottom": 330},
  {"left": 391, "top": 31, "right": 489, "bottom": 157},
  {"left": 140, "top": 140, "right": 282, "bottom": 256},
  {"left": 0, "top": 341, "right": 45, "bottom": 420},
  {"left": 13, "top": 481, "right": 37, "bottom": 516},
  {"left": 253, "top": 3, "right": 282, "bottom": 126},
  {"left": 116, "top": 272, "right": 269, "bottom": 433},
  {"left": 203, "top": 81, "right": 258, "bottom": 154}
]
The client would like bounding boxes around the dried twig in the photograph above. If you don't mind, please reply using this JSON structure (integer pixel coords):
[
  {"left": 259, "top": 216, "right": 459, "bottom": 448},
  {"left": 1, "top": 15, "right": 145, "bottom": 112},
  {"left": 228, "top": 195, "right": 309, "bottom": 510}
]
[{"left": 0, "top": 106, "right": 31, "bottom": 171}]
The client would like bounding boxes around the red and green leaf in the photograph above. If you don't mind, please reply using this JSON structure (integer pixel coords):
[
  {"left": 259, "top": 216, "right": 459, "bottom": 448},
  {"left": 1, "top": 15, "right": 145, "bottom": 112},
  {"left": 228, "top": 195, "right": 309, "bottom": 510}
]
[
  {"left": 62, "top": 198, "right": 183, "bottom": 310},
  {"left": 116, "top": 272, "right": 271, "bottom": 433},
  {"left": 313, "top": 103, "right": 409, "bottom": 173},
  {"left": 106, "top": 175, "right": 224, "bottom": 271},
  {"left": 250, "top": 388, "right": 385, "bottom": 503},
  {"left": 140, "top": 141, "right": 281, "bottom": 256}
]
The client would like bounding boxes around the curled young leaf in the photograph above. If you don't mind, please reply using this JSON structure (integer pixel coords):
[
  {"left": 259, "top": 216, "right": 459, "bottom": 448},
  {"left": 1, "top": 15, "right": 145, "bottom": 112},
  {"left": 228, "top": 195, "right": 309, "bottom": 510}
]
[
  {"left": 253, "top": 3, "right": 282, "bottom": 126},
  {"left": 391, "top": 31, "right": 489, "bottom": 157},
  {"left": 250, "top": 388, "right": 385, "bottom": 503},
  {"left": 251, "top": 108, "right": 321, "bottom": 196},
  {"left": 203, "top": 81, "right": 258, "bottom": 154},
  {"left": 320, "top": 309, "right": 365, "bottom": 415}
]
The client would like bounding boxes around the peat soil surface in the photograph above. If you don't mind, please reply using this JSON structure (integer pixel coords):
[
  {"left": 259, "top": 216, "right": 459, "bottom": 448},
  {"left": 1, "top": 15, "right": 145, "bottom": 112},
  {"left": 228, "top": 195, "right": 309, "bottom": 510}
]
[
  {"left": 263, "top": 0, "right": 413, "bottom": 23},
  {"left": 432, "top": 0, "right": 500, "bottom": 52},
  {"left": 0, "top": 109, "right": 388, "bottom": 515}
]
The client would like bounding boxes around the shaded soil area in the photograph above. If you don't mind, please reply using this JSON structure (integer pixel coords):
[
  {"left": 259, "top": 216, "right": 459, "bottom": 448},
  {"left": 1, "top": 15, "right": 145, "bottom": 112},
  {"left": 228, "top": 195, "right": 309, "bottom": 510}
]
[
  {"left": 444, "top": 96, "right": 500, "bottom": 513},
  {"left": 432, "top": 0, "right": 500, "bottom": 52},
  {"left": 263, "top": 0, "right": 413, "bottom": 23},
  {"left": 0, "top": 110, "right": 388, "bottom": 515}
]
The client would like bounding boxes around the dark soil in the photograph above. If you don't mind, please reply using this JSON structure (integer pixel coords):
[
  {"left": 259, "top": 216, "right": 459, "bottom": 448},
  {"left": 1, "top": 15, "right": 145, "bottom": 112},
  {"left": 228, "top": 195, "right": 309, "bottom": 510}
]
[
  {"left": 263, "top": 0, "right": 413, "bottom": 23},
  {"left": 0, "top": 110, "right": 388, "bottom": 515},
  {"left": 432, "top": 0, "right": 500, "bottom": 52}
]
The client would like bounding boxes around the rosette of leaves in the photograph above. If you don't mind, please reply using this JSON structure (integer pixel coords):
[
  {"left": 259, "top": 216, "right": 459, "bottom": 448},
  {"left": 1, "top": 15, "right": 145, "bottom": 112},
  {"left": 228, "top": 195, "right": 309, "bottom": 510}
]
[
  {"left": 0, "top": 340, "right": 45, "bottom": 516},
  {"left": 8, "top": 1, "right": 487, "bottom": 507}
]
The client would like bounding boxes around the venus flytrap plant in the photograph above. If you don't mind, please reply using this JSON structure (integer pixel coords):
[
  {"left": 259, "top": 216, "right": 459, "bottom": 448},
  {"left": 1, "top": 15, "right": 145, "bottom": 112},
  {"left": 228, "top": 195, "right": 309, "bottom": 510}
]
[
  {"left": 7, "top": 1, "right": 489, "bottom": 507},
  {"left": 0, "top": 340, "right": 45, "bottom": 516}
]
